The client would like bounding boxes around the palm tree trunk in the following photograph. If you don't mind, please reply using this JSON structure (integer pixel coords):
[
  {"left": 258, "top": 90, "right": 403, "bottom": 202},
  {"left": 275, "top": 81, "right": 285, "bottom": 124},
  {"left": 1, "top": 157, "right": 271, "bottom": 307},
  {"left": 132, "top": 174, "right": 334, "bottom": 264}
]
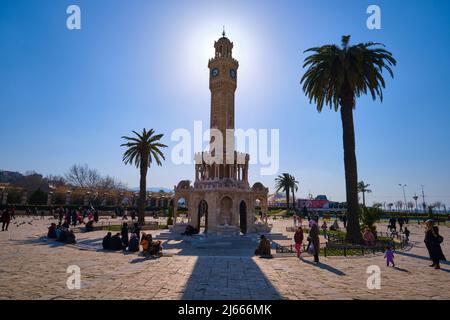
[
  {"left": 138, "top": 163, "right": 148, "bottom": 225},
  {"left": 340, "top": 95, "right": 362, "bottom": 244},
  {"left": 292, "top": 189, "right": 296, "bottom": 210},
  {"left": 362, "top": 191, "right": 366, "bottom": 207},
  {"left": 285, "top": 188, "right": 290, "bottom": 211}
]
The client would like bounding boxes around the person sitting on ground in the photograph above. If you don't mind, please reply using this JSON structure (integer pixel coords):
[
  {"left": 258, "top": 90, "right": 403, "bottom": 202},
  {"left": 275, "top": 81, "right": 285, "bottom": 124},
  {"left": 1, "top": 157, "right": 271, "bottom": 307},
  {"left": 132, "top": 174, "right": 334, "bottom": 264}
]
[
  {"left": 57, "top": 227, "right": 68, "bottom": 243},
  {"left": 66, "top": 230, "right": 76, "bottom": 244},
  {"left": 133, "top": 223, "right": 141, "bottom": 240},
  {"left": 183, "top": 224, "right": 196, "bottom": 236},
  {"left": 148, "top": 237, "right": 163, "bottom": 256},
  {"left": 110, "top": 233, "right": 123, "bottom": 251},
  {"left": 62, "top": 220, "right": 70, "bottom": 229},
  {"left": 363, "top": 228, "right": 376, "bottom": 246},
  {"left": 255, "top": 235, "right": 272, "bottom": 257},
  {"left": 102, "top": 232, "right": 112, "bottom": 250},
  {"left": 140, "top": 232, "right": 149, "bottom": 252},
  {"left": 330, "top": 219, "right": 339, "bottom": 231},
  {"left": 85, "top": 220, "right": 94, "bottom": 232},
  {"left": 121, "top": 223, "right": 129, "bottom": 248},
  {"left": 128, "top": 233, "right": 139, "bottom": 252},
  {"left": 47, "top": 223, "right": 57, "bottom": 239}
]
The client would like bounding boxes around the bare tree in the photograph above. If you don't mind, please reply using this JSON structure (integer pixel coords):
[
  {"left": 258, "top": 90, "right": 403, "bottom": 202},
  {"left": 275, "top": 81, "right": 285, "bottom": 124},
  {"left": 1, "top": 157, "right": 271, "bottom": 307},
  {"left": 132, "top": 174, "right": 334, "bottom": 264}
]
[
  {"left": 434, "top": 201, "right": 442, "bottom": 213},
  {"left": 65, "top": 164, "right": 125, "bottom": 191},
  {"left": 45, "top": 175, "right": 66, "bottom": 188},
  {"left": 65, "top": 164, "right": 91, "bottom": 188},
  {"left": 407, "top": 201, "right": 415, "bottom": 212}
]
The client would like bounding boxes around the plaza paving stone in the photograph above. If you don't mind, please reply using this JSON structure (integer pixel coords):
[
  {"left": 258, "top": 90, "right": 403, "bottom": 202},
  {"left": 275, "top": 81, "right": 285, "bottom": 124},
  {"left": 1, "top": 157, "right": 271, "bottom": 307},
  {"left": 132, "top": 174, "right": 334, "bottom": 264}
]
[{"left": 0, "top": 216, "right": 449, "bottom": 300}]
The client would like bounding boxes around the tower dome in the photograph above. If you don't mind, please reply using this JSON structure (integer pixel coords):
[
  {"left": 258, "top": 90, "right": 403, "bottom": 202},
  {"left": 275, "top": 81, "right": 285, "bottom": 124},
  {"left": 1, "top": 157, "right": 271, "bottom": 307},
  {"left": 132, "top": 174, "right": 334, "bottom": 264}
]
[{"left": 214, "top": 30, "right": 233, "bottom": 58}]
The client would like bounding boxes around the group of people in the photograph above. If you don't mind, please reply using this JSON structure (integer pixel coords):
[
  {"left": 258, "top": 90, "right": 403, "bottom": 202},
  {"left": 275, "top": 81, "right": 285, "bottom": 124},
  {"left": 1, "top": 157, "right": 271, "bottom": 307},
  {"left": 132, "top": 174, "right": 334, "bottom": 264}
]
[
  {"left": 292, "top": 218, "right": 321, "bottom": 262},
  {"left": 102, "top": 222, "right": 162, "bottom": 256},
  {"left": 256, "top": 216, "right": 322, "bottom": 263},
  {"left": 47, "top": 222, "right": 76, "bottom": 244},
  {"left": 53, "top": 207, "right": 99, "bottom": 227},
  {"left": 115, "top": 207, "right": 138, "bottom": 221}
]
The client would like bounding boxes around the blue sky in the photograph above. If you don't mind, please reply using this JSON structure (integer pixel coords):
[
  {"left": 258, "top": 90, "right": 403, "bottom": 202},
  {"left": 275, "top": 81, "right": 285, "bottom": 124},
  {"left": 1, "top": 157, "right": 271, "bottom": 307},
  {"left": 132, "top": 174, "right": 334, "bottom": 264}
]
[{"left": 1, "top": 0, "right": 449, "bottom": 206}]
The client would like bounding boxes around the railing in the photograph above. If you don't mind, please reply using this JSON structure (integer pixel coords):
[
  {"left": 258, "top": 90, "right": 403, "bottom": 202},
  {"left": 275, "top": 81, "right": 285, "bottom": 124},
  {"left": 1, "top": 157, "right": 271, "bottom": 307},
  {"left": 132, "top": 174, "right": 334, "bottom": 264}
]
[{"left": 275, "top": 231, "right": 408, "bottom": 257}]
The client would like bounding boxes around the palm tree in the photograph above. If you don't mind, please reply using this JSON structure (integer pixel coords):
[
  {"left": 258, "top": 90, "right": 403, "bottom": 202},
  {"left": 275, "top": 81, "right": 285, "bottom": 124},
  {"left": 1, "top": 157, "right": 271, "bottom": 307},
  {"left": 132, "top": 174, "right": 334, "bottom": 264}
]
[
  {"left": 413, "top": 195, "right": 419, "bottom": 211},
  {"left": 407, "top": 201, "right": 415, "bottom": 212},
  {"left": 275, "top": 173, "right": 292, "bottom": 210},
  {"left": 301, "top": 35, "right": 396, "bottom": 243},
  {"left": 357, "top": 181, "right": 372, "bottom": 208},
  {"left": 289, "top": 174, "right": 299, "bottom": 210},
  {"left": 388, "top": 203, "right": 394, "bottom": 212},
  {"left": 121, "top": 128, "right": 167, "bottom": 224},
  {"left": 395, "top": 200, "right": 403, "bottom": 211},
  {"left": 434, "top": 201, "right": 442, "bottom": 213}
]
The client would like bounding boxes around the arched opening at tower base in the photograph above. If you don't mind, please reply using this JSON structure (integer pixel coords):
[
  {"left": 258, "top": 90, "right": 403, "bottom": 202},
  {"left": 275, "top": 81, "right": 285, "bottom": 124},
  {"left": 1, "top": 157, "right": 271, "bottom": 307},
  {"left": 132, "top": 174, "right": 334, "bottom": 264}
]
[
  {"left": 239, "top": 200, "right": 247, "bottom": 234},
  {"left": 197, "top": 200, "right": 208, "bottom": 233},
  {"left": 219, "top": 196, "right": 233, "bottom": 225}
]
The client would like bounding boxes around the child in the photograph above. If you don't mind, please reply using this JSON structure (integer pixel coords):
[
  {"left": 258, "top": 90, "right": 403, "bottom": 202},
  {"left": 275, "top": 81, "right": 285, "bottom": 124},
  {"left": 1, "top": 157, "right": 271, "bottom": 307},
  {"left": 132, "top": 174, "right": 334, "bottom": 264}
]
[
  {"left": 403, "top": 227, "right": 410, "bottom": 242},
  {"left": 321, "top": 221, "right": 328, "bottom": 240},
  {"left": 294, "top": 227, "right": 304, "bottom": 258},
  {"left": 384, "top": 246, "right": 395, "bottom": 267}
]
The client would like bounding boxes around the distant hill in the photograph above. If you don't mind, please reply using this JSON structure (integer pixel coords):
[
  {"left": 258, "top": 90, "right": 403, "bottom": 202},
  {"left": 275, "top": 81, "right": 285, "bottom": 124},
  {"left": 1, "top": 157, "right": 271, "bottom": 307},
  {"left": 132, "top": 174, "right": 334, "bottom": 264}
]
[{"left": 0, "top": 170, "right": 24, "bottom": 184}]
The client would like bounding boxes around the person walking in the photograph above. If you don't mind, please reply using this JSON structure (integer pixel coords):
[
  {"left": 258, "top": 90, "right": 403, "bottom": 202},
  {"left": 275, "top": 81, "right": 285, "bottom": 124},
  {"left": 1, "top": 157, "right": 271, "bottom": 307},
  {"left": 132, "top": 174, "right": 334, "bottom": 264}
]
[
  {"left": 404, "top": 227, "right": 410, "bottom": 242},
  {"left": 342, "top": 214, "right": 347, "bottom": 229},
  {"left": 294, "top": 227, "right": 304, "bottom": 258},
  {"left": 424, "top": 220, "right": 446, "bottom": 269},
  {"left": 384, "top": 246, "right": 395, "bottom": 267},
  {"left": 321, "top": 220, "right": 328, "bottom": 240},
  {"left": 308, "top": 219, "right": 320, "bottom": 263},
  {"left": 1, "top": 209, "right": 11, "bottom": 231}
]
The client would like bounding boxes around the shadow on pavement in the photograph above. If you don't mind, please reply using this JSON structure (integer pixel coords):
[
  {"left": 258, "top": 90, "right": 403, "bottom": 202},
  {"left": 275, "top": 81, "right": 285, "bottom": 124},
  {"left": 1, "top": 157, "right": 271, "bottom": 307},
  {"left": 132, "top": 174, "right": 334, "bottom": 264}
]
[
  {"left": 396, "top": 251, "right": 449, "bottom": 266},
  {"left": 300, "top": 257, "right": 346, "bottom": 276}
]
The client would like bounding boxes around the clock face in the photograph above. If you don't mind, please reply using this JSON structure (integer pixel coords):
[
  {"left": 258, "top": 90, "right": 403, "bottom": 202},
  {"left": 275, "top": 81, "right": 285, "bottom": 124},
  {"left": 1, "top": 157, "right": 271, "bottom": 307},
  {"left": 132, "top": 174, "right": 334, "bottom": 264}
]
[
  {"left": 211, "top": 68, "right": 219, "bottom": 77},
  {"left": 229, "top": 69, "right": 236, "bottom": 79}
]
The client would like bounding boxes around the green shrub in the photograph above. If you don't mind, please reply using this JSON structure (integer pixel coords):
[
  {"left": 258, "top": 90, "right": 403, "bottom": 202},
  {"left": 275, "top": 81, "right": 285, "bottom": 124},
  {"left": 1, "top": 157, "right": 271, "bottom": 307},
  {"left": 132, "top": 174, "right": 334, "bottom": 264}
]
[
  {"left": 28, "top": 188, "right": 48, "bottom": 205},
  {"left": 360, "top": 206, "right": 383, "bottom": 233}
]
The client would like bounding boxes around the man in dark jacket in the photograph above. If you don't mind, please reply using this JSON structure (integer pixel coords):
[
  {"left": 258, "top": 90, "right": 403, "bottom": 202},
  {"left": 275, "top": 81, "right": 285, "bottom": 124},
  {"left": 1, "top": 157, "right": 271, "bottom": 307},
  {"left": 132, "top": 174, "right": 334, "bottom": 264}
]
[
  {"left": 128, "top": 233, "right": 139, "bottom": 252},
  {"left": 308, "top": 218, "right": 320, "bottom": 263},
  {"left": 1, "top": 209, "right": 11, "bottom": 231},
  {"left": 102, "top": 232, "right": 112, "bottom": 250},
  {"left": 424, "top": 220, "right": 446, "bottom": 269},
  {"left": 111, "top": 233, "right": 123, "bottom": 250}
]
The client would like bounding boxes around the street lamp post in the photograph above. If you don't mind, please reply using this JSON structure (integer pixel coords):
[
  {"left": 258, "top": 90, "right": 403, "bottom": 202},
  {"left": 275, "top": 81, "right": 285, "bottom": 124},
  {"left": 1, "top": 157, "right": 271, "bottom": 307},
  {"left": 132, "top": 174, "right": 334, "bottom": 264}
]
[{"left": 399, "top": 184, "right": 407, "bottom": 212}]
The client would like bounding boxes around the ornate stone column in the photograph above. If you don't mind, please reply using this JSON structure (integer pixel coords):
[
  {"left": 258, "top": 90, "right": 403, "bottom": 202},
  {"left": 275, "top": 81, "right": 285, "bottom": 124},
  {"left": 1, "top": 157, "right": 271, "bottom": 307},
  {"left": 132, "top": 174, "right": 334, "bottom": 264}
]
[
  {"left": 47, "top": 192, "right": 53, "bottom": 206},
  {"left": 1, "top": 189, "right": 7, "bottom": 205},
  {"left": 65, "top": 190, "right": 72, "bottom": 205},
  {"left": 21, "top": 192, "right": 27, "bottom": 205},
  {"left": 173, "top": 198, "right": 178, "bottom": 225}
]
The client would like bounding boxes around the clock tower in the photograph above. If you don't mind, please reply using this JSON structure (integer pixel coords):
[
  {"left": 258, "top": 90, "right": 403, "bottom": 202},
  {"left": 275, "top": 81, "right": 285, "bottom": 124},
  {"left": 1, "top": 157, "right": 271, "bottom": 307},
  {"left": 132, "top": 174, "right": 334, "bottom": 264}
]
[
  {"left": 208, "top": 30, "right": 239, "bottom": 154},
  {"left": 174, "top": 31, "right": 269, "bottom": 236}
]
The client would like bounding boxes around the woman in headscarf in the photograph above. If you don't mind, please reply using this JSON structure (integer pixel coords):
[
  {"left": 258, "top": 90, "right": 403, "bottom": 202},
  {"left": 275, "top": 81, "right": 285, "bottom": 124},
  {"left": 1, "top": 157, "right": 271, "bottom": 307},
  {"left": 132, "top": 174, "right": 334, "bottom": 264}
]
[
  {"left": 424, "top": 220, "right": 446, "bottom": 269},
  {"left": 308, "top": 219, "right": 320, "bottom": 263},
  {"left": 255, "top": 235, "right": 271, "bottom": 256},
  {"left": 363, "top": 228, "right": 376, "bottom": 246}
]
